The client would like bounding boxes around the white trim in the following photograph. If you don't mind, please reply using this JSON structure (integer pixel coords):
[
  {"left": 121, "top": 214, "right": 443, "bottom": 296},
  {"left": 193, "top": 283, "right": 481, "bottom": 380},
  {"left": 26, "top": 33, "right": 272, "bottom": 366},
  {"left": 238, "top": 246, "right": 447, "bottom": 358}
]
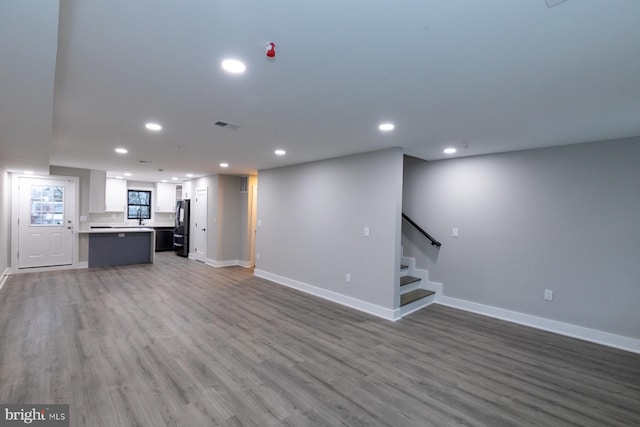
[
  {"left": 12, "top": 261, "right": 88, "bottom": 274},
  {"left": 401, "top": 255, "right": 443, "bottom": 295},
  {"left": 202, "top": 258, "right": 253, "bottom": 268},
  {"left": 254, "top": 269, "right": 399, "bottom": 321},
  {"left": 11, "top": 173, "right": 81, "bottom": 271},
  {"left": 400, "top": 294, "right": 436, "bottom": 317},
  {"left": 0, "top": 268, "right": 10, "bottom": 291},
  {"left": 437, "top": 295, "right": 640, "bottom": 355}
]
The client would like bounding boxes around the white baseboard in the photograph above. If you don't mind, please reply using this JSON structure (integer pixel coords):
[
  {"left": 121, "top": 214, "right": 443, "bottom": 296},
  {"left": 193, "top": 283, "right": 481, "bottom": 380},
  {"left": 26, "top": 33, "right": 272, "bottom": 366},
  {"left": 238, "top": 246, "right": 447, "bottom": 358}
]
[
  {"left": 254, "top": 269, "right": 399, "bottom": 321},
  {"left": 437, "top": 295, "right": 640, "bottom": 355},
  {"left": 204, "top": 258, "right": 252, "bottom": 268},
  {"left": 11, "top": 262, "right": 88, "bottom": 275},
  {"left": 0, "top": 267, "right": 10, "bottom": 291}
]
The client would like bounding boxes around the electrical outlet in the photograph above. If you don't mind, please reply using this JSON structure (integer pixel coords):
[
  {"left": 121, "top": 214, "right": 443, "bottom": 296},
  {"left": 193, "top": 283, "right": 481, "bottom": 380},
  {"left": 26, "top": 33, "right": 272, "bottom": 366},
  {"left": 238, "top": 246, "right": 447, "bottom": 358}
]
[
  {"left": 346, "top": 273, "right": 351, "bottom": 283},
  {"left": 544, "top": 289, "right": 553, "bottom": 301}
]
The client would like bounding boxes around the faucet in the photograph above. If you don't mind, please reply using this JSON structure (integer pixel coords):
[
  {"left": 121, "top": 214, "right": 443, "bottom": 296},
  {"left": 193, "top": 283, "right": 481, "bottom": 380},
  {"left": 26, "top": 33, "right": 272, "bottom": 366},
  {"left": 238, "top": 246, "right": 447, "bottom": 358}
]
[{"left": 138, "top": 208, "right": 144, "bottom": 226}]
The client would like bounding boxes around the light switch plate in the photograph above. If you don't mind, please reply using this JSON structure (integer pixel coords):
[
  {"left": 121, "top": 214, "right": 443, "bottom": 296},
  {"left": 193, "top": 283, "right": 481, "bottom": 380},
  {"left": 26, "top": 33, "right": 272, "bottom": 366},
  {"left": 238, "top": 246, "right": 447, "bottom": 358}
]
[
  {"left": 364, "top": 227, "right": 370, "bottom": 237},
  {"left": 452, "top": 228, "right": 459, "bottom": 238}
]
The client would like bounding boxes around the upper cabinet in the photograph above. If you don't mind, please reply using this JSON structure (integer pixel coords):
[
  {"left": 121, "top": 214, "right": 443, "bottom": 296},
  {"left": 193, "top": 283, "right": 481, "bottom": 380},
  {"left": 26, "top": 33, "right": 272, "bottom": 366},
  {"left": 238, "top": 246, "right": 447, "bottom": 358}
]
[
  {"left": 105, "top": 178, "right": 127, "bottom": 212},
  {"left": 155, "top": 182, "right": 176, "bottom": 212},
  {"left": 89, "top": 170, "right": 107, "bottom": 213}
]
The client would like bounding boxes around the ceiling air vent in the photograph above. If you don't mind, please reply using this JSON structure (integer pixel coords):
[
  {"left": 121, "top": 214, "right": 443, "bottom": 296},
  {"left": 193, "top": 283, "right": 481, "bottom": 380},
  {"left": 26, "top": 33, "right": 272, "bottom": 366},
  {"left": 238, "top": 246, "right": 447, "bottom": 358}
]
[{"left": 213, "top": 121, "right": 240, "bottom": 130}]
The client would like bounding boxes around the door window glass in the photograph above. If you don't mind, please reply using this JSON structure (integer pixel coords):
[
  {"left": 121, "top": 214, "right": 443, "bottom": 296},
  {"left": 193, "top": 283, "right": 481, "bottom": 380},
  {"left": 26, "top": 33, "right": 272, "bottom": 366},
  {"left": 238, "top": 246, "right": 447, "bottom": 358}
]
[{"left": 31, "top": 185, "right": 64, "bottom": 225}]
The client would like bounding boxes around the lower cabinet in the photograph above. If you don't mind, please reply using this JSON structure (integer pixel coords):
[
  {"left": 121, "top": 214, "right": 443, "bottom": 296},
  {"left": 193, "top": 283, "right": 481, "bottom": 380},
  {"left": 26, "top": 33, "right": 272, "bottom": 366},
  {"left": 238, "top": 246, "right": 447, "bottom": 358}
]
[
  {"left": 154, "top": 228, "right": 174, "bottom": 251},
  {"left": 88, "top": 232, "right": 152, "bottom": 267}
]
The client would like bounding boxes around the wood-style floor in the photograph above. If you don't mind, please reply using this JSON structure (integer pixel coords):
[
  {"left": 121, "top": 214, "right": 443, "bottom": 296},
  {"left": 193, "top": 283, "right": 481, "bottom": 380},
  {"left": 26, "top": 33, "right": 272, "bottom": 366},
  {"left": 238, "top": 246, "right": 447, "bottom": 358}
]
[{"left": 1, "top": 253, "right": 639, "bottom": 426}]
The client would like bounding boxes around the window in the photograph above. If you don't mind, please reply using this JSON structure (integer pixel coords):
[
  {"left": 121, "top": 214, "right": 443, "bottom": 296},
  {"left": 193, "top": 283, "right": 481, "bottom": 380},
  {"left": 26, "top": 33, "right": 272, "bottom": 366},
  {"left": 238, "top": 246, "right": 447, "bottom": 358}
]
[
  {"left": 127, "top": 190, "right": 151, "bottom": 220},
  {"left": 31, "top": 185, "right": 64, "bottom": 225}
]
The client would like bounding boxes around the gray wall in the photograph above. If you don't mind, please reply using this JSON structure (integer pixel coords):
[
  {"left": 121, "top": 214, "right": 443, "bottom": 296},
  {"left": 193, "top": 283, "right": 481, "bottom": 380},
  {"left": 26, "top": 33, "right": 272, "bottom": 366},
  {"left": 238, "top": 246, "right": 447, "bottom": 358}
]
[
  {"left": 0, "top": 168, "right": 10, "bottom": 273},
  {"left": 216, "top": 175, "right": 244, "bottom": 262},
  {"left": 402, "top": 138, "right": 640, "bottom": 338},
  {"left": 256, "top": 148, "right": 403, "bottom": 309},
  {"left": 50, "top": 166, "right": 91, "bottom": 262}
]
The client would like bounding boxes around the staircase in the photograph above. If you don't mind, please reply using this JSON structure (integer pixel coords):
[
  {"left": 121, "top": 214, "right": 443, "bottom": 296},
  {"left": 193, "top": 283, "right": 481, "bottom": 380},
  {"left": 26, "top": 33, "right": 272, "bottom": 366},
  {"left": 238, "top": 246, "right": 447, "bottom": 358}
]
[{"left": 398, "top": 256, "right": 441, "bottom": 318}]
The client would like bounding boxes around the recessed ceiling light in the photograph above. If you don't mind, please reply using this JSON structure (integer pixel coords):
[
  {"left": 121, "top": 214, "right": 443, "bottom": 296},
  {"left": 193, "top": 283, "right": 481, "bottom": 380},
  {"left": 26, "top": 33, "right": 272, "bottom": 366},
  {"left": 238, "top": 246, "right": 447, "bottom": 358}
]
[
  {"left": 115, "top": 148, "right": 128, "bottom": 154},
  {"left": 124, "top": 172, "right": 132, "bottom": 177},
  {"left": 378, "top": 123, "right": 395, "bottom": 131},
  {"left": 145, "top": 122, "right": 162, "bottom": 131},
  {"left": 161, "top": 180, "right": 168, "bottom": 183},
  {"left": 171, "top": 177, "right": 179, "bottom": 181},
  {"left": 220, "top": 163, "right": 229, "bottom": 168},
  {"left": 23, "top": 170, "right": 34, "bottom": 174},
  {"left": 186, "top": 173, "right": 194, "bottom": 178},
  {"left": 115, "top": 176, "right": 123, "bottom": 179},
  {"left": 221, "top": 59, "right": 246, "bottom": 73},
  {"left": 444, "top": 148, "right": 457, "bottom": 154},
  {"left": 275, "top": 149, "right": 286, "bottom": 156}
]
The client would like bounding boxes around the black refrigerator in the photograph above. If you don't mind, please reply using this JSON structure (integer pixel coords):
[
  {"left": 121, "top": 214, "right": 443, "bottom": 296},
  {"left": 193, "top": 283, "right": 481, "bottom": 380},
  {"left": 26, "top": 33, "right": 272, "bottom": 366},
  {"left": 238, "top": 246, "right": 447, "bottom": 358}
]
[{"left": 174, "top": 199, "right": 190, "bottom": 257}]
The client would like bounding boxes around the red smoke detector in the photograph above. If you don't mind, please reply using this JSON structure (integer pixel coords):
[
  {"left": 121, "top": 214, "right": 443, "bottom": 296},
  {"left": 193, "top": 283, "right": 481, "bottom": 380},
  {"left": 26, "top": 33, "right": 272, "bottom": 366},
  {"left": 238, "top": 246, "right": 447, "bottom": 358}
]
[{"left": 266, "top": 42, "right": 276, "bottom": 58}]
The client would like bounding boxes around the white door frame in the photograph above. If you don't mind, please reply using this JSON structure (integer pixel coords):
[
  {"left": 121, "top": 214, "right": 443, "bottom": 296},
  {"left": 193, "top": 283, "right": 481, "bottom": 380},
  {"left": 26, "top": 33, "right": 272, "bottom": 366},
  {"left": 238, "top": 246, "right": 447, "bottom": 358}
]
[
  {"left": 249, "top": 184, "right": 258, "bottom": 267},
  {"left": 11, "top": 173, "right": 81, "bottom": 273},
  {"left": 192, "top": 187, "right": 208, "bottom": 262}
]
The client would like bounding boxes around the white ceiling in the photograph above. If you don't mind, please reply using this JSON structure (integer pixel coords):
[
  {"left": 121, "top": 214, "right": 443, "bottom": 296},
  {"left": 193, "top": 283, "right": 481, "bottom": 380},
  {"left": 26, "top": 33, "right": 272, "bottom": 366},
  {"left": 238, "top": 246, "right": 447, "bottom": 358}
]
[{"left": 2, "top": 0, "right": 640, "bottom": 183}]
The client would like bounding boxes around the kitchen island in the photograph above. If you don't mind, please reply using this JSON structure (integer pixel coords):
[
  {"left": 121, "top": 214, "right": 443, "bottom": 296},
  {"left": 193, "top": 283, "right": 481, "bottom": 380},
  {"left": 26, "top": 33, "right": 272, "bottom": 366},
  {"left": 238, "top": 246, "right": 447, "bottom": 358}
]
[{"left": 79, "top": 228, "right": 155, "bottom": 267}]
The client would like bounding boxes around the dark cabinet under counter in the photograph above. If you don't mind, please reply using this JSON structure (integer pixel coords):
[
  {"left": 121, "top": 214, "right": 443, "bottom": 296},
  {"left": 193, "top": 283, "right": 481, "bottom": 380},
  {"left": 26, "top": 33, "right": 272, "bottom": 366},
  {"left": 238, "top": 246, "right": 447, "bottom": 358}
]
[
  {"left": 80, "top": 228, "right": 155, "bottom": 267},
  {"left": 154, "top": 227, "right": 174, "bottom": 252}
]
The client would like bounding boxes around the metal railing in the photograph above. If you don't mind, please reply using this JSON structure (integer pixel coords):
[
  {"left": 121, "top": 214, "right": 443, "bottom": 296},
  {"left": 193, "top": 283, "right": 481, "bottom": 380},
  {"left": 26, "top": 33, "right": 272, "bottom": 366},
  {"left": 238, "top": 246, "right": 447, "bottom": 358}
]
[{"left": 402, "top": 213, "right": 441, "bottom": 247}]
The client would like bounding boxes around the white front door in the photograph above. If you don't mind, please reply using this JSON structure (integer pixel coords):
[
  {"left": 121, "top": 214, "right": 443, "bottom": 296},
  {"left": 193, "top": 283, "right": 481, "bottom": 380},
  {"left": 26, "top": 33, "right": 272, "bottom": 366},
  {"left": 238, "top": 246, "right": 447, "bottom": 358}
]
[
  {"left": 18, "top": 177, "right": 75, "bottom": 268},
  {"left": 193, "top": 188, "right": 207, "bottom": 261}
]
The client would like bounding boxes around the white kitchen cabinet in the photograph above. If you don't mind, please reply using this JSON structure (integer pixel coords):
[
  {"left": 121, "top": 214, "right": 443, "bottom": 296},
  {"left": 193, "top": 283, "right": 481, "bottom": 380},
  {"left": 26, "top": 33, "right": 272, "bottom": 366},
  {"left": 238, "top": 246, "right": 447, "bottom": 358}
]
[
  {"left": 105, "top": 178, "right": 127, "bottom": 212},
  {"left": 89, "top": 170, "right": 107, "bottom": 213},
  {"left": 155, "top": 182, "right": 176, "bottom": 212}
]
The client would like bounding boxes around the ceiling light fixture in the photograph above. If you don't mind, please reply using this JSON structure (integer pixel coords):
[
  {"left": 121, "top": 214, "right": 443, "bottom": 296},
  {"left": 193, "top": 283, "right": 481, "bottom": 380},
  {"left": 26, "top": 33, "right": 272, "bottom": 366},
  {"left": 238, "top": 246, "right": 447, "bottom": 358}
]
[
  {"left": 23, "top": 170, "right": 34, "bottom": 174},
  {"left": 115, "top": 148, "right": 128, "bottom": 154},
  {"left": 145, "top": 122, "right": 162, "bottom": 131},
  {"left": 275, "top": 149, "right": 286, "bottom": 156},
  {"left": 221, "top": 59, "right": 246, "bottom": 74},
  {"left": 186, "top": 173, "right": 194, "bottom": 178},
  {"left": 220, "top": 163, "right": 229, "bottom": 168},
  {"left": 124, "top": 172, "right": 132, "bottom": 177},
  {"left": 161, "top": 180, "right": 168, "bottom": 183},
  {"left": 115, "top": 176, "right": 123, "bottom": 179},
  {"left": 378, "top": 123, "right": 395, "bottom": 131},
  {"left": 171, "top": 177, "right": 178, "bottom": 181},
  {"left": 444, "top": 148, "right": 457, "bottom": 154}
]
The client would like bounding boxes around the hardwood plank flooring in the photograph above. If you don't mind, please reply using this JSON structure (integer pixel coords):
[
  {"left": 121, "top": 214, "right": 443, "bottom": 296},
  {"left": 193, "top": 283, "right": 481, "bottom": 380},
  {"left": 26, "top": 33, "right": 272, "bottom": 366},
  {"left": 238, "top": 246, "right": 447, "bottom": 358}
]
[{"left": 1, "top": 253, "right": 639, "bottom": 426}]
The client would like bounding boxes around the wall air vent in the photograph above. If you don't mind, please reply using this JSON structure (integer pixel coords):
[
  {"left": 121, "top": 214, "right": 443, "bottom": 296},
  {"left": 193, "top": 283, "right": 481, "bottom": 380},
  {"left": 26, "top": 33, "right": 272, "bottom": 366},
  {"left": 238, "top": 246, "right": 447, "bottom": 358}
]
[
  {"left": 213, "top": 121, "right": 240, "bottom": 130},
  {"left": 240, "top": 176, "right": 248, "bottom": 193}
]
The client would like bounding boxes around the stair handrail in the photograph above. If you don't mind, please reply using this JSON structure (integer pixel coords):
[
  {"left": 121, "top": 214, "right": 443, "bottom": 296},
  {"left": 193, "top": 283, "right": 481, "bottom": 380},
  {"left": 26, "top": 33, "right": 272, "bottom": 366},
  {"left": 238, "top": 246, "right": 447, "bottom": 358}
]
[{"left": 402, "top": 213, "right": 442, "bottom": 247}]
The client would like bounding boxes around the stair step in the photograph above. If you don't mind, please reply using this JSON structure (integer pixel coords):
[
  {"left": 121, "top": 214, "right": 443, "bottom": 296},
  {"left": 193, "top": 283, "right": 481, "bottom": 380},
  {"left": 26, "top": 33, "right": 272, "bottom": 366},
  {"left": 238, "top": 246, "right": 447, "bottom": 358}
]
[
  {"left": 400, "top": 264, "right": 408, "bottom": 271},
  {"left": 400, "top": 289, "right": 435, "bottom": 307},
  {"left": 400, "top": 275, "right": 421, "bottom": 287}
]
